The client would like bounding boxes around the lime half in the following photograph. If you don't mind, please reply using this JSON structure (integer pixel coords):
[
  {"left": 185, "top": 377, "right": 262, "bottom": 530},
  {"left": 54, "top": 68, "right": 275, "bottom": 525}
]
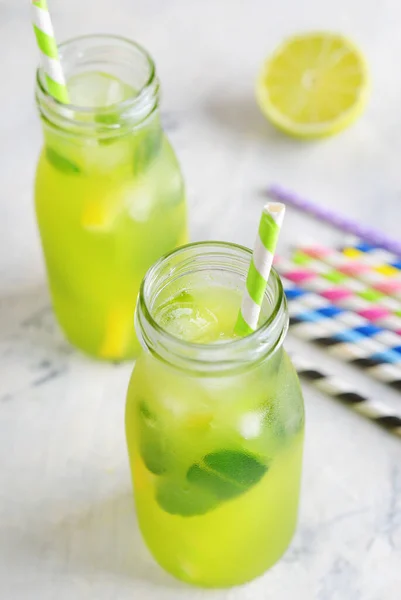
[{"left": 256, "top": 32, "right": 369, "bottom": 138}]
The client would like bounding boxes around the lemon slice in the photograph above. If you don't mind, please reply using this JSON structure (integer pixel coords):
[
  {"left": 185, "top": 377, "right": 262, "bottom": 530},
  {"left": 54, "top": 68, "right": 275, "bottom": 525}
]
[
  {"left": 256, "top": 32, "right": 369, "bottom": 138},
  {"left": 81, "top": 198, "right": 119, "bottom": 230},
  {"left": 81, "top": 185, "right": 126, "bottom": 231},
  {"left": 99, "top": 304, "right": 133, "bottom": 359}
]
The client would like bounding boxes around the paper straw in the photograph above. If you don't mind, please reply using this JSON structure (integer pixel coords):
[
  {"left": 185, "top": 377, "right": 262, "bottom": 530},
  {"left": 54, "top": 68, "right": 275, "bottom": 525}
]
[
  {"left": 276, "top": 257, "right": 401, "bottom": 388},
  {"left": 293, "top": 250, "right": 401, "bottom": 318},
  {"left": 284, "top": 280, "right": 401, "bottom": 355},
  {"left": 292, "top": 355, "right": 401, "bottom": 438},
  {"left": 300, "top": 244, "right": 401, "bottom": 302},
  {"left": 277, "top": 253, "right": 401, "bottom": 335},
  {"left": 235, "top": 202, "right": 285, "bottom": 335},
  {"left": 289, "top": 312, "right": 401, "bottom": 389},
  {"left": 280, "top": 279, "right": 401, "bottom": 389},
  {"left": 267, "top": 184, "right": 401, "bottom": 257},
  {"left": 342, "top": 244, "right": 401, "bottom": 276},
  {"left": 31, "top": 0, "right": 69, "bottom": 103}
]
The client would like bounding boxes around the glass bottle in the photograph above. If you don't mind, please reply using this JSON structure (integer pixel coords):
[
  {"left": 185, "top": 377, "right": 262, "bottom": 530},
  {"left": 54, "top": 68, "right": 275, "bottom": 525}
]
[
  {"left": 126, "top": 242, "right": 304, "bottom": 587},
  {"left": 35, "top": 35, "right": 187, "bottom": 360}
]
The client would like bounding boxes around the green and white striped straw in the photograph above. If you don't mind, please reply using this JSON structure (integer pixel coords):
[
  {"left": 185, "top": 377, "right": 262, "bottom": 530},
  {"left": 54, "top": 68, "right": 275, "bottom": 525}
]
[
  {"left": 235, "top": 202, "right": 286, "bottom": 335},
  {"left": 31, "top": 0, "right": 69, "bottom": 103}
]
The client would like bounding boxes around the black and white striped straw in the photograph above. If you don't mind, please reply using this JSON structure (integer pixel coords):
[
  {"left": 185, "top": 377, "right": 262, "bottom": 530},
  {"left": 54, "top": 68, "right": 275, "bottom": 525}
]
[
  {"left": 287, "top": 295, "right": 401, "bottom": 390},
  {"left": 292, "top": 354, "right": 401, "bottom": 437}
]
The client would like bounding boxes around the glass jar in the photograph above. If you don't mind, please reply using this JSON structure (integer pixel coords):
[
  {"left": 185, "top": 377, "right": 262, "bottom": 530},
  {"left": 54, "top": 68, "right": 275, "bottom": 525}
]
[
  {"left": 35, "top": 35, "right": 187, "bottom": 360},
  {"left": 125, "top": 242, "right": 305, "bottom": 587}
]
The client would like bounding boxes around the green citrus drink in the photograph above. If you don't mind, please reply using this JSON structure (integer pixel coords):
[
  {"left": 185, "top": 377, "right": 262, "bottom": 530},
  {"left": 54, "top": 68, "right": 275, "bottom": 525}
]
[
  {"left": 35, "top": 36, "right": 187, "bottom": 360},
  {"left": 126, "top": 243, "right": 304, "bottom": 587}
]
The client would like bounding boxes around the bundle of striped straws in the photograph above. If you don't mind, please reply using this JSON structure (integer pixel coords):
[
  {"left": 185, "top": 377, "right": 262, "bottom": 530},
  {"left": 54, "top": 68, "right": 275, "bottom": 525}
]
[
  {"left": 236, "top": 207, "right": 401, "bottom": 438},
  {"left": 275, "top": 243, "right": 401, "bottom": 437}
]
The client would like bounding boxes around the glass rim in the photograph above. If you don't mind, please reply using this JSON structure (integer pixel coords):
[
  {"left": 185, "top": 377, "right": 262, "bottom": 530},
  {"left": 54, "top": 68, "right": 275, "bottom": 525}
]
[
  {"left": 36, "top": 33, "right": 156, "bottom": 115},
  {"left": 137, "top": 241, "right": 288, "bottom": 372}
]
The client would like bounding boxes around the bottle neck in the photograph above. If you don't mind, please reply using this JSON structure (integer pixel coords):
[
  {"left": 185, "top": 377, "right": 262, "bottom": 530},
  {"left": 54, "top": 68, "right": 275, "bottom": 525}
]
[
  {"left": 135, "top": 242, "right": 289, "bottom": 375},
  {"left": 35, "top": 34, "right": 160, "bottom": 141}
]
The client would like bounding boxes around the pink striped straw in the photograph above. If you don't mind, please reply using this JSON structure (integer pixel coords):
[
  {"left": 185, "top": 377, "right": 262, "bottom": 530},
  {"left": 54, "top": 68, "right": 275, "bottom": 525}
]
[
  {"left": 274, "top": 256, "right": 401, "bottom": 337},
  {"left": 292, "top": 250, "right": 401, "bottom": 323},
  {"left": 300, "top": 244, "right": 401, "bottom": 304}
]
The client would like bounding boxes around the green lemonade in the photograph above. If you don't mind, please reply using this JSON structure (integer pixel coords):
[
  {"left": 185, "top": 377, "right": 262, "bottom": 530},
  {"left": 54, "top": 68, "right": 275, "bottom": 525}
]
[
  {"left": 126, "top": 279, "right": 304, "bottom": 587},
  {"left": 35, "top": 70, "right": 187, "bottom": 359}
]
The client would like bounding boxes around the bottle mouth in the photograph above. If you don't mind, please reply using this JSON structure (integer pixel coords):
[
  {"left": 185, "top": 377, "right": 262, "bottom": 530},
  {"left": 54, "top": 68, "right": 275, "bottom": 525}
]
[
  {"left": 136, "top": 241, "right": 289, "bottom": 374},
  {"left": 35, "top": 34, "right": 159, "bottom": 138}
]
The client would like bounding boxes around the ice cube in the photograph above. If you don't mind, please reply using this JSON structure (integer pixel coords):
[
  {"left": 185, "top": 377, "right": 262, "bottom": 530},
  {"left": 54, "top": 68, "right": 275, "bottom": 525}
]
[
  {"left": 65, "top": 72, "right": 137, "bottom": 174},
  {"left": 68, "top": 72, "right": 135, "bottom": 108},
  {"left": 157, "top": 303, "right": 219, "bottom": 343},
  {"left": 77, "top": 137, "right": 134, "bottom": 174},
  {"left": 126, "top": 181, "right": 155, "bottom": 222},
  {"left": 238, "top": 412, "right": 264, "bottom": 440}
]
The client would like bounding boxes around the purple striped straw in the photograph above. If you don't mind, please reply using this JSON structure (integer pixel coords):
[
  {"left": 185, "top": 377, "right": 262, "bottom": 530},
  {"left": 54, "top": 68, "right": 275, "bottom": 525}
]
[{"left": 267, "top": 184, "right": 401, "bottom": 258}]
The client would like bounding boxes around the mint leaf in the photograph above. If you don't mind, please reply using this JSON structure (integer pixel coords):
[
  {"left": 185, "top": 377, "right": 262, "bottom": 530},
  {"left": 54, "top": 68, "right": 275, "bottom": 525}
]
[
  {"left": 133, "top": 128, "right": 162, "bottom": 176},
  {"left": 95, "top": 111, "right": 121, "bottom": 126},
  {"left": 174, "top": 291, "right": 194, "bottom": 304},
  {"left": 138, "top": 401, "right": 168, "bottom": 475},
  {"left": 94, "top": 112, "right": 122, "bottom": 145},
  {"left": 156, "top": 450, "right": 268, "bottom": 517},
  {"left": 139, "top": 400, "right": 155, "bottom": 422},
  {"left": 188, "top": 451, "right": 267, "bottom": 500},
  {"left": 203, "top": 451, "right": 267, "bottom": 487},
  {"left": 156, "top": 478, "right": 218, "bottom": 517},
  {"left": 46, "top": 148, "right": 81, "bottom": 175},
  {"left": 186, "top": 464, "right": 241, "bottom": 500}
]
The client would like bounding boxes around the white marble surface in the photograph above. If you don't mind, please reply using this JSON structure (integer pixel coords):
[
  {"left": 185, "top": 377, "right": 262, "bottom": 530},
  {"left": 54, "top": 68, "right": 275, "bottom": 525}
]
[{"left": 1, "top": 0, "right": 401, "bottom": 598}]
